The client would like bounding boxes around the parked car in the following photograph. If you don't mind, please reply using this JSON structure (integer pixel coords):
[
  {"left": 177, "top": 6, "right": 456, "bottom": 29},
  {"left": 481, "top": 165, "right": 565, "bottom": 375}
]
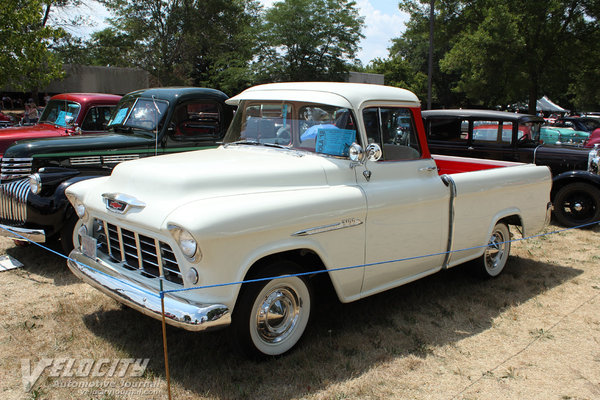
[
  {"left": 422, "top": 109, "right": 600, "bottom": 227},
  {"left": 540, "top": 126, "right": 590, "bottom": 145},
  {"left": 65, "top": 82, "right": 552, "bottom": 357},
  {"left": 0, "top": 87, "right": 234, "bottom": 252},
  {"left": 552, "top": 116, "right": 600, "bottom": 133},
  {"left": 0, "top": 93, "right": 121, "bottom": 157},
  {"left": 0, "top": 111, "right": 13, "bottom": 128}
]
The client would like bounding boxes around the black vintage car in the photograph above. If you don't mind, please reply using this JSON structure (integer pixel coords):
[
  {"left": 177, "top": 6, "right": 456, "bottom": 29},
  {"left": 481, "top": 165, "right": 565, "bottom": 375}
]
[
  {"left": 422, "top": 109, "right": 600, "bottom": 227},
  {"left": 0, "top": 87, "right": 234, "bottom": 252}
]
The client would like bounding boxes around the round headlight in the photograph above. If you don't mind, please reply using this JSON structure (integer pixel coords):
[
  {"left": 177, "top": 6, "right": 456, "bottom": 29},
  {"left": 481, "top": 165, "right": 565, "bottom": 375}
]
[
  {"left": 29, "top": 174, "right": 42, "bottom": 194},
  {"left": 179, "top": 230, "right": 198, "bottom": 258},
  {"left": 75, "top": 203, "right": 87, "bottom": 218}
]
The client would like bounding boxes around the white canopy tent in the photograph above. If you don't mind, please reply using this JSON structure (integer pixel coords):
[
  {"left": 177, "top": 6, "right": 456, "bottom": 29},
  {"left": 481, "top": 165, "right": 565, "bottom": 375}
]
[{"left": 536, "top": 96, "right": 569, "bottom": 113}]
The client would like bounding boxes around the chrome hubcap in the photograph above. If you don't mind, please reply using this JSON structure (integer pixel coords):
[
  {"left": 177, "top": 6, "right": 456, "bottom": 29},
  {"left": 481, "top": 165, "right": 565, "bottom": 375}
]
[
  {"left": 256, "top": 287, "right": 301, "bottom": 344},
  {"left": 485, "top": 232, "right": 505, "bottom": 271},
  {"left": 573, "top": 202, "right": 584, "bottom": 212}
]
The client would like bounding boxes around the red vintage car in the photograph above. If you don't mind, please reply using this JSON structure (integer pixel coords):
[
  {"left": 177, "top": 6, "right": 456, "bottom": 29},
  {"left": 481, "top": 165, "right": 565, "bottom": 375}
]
[{"left": 0, "top": 93, "right": 121, "bottom": 156}]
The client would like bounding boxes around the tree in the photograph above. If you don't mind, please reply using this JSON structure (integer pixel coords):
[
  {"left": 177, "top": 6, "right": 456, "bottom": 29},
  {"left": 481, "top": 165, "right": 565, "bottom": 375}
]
[
  {"left": 100, "top": 0, "right": 261, "bottom": 94},
  {"left": 440, "top": 0, "right": 590, "bottom": 113},
  {"left": 253, "top": 0, "right": 364, "bottom": 82},
  {"left": 0, "top": 0, "right": 65, "bottom": 92}
]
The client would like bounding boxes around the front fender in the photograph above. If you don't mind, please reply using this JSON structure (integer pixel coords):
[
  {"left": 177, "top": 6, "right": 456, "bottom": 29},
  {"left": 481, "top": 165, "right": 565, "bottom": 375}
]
[
  {"left": 163, "top": 186, "right": 367, "bottom": 307},
  {"left": 25, "top": 175, "right": 102, "bottom": 236},
  {"left": 551, "top": 170, "right": 600, "bottom": 197}
]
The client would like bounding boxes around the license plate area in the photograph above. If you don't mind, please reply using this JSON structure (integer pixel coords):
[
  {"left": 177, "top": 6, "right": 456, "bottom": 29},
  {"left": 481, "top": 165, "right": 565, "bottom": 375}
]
[{"left": 81, "top": 234, "right": 97, "bottom": 259}]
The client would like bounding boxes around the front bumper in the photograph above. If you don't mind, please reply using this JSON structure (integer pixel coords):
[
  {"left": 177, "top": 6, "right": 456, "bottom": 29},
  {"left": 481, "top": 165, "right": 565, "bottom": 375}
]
[
  {"left": 67, "top": 249, "right": 231, "bottom": 332},
  {"left": 0, "top": 224, "right": 45, "bottom": 242}
]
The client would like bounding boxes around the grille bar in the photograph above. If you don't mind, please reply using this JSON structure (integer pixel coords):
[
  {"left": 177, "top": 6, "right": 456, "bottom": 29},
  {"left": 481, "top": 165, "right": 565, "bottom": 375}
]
[
  {"left": 94, "top": 218, "right": 183, "bottom": 285},
  {"left": 0, "top": 158, "right": 33, "bottom": 182},
  {"left": 0, "top": 178, "right": 30, "bottom": 223}
]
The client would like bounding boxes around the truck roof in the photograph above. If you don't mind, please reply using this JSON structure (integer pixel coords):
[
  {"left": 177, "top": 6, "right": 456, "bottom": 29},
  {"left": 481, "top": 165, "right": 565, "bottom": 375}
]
[
  {"left": 422, "top": 109, "right": 544, "bottom": 124},
  {"left": 50, "top": 93, "right": 122, "bottom": 103},
  {"left": 227, "top": 82, "right": 420, "bottom": 109},
  {"left": 122, "top": 87, "right": 229, "bottom": 103}
]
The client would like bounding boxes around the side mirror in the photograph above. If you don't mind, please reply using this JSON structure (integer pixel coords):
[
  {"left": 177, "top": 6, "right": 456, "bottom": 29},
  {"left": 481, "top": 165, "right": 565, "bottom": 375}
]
[{"left": 365, "top": 143, "right": 382, "bottom": 162}]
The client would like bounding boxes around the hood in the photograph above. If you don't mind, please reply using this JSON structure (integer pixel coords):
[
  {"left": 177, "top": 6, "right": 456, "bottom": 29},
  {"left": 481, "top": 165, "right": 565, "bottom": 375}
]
[
  {"left": 4, "top": 132, "right": 155, "bottom": 159},
  {"left": 534, "top": 144, "right": 592, "bottom": 172},
  {"left": 107, "top": 146, "right": 330, "bottom": 201},
  {"left": 73, "top": 146, "right": 342, "bottom": 227},
  {"left": 0, "top": 123, "right": 72, "bottom": 155}
]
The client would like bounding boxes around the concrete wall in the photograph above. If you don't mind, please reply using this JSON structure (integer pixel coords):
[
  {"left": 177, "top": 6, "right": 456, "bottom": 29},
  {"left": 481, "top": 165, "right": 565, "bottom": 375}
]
[
  {"left": 347, "top": 72, "right": 384, "bottom": 85},
  {"left": 42, "top": 64, "right": 149, "bottom": 95}
]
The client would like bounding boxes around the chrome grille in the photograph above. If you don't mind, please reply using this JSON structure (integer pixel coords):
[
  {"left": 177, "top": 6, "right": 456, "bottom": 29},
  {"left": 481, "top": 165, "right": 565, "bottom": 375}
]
[
  {"left": 94, "top": 218, "right": 183, "bottom": 284},
  {"left": 0, "top": 178, "right": 30, "bottom": 223},
  {"left": 0, "top": 158, "right": 33, "bottom": 182},
  {"left": 69, "top": 154, "right": 140, "bottom": 166}
]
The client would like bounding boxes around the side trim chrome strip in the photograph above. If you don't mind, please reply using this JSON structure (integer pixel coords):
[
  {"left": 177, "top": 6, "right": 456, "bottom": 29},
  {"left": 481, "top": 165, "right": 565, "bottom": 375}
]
[{"left": 292, "top": 218, "right": 363, "bottom": 236}]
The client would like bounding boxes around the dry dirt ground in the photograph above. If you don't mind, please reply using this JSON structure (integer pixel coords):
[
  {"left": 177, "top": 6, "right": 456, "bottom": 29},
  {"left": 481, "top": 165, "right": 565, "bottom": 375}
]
[{"left": 0, "top": 223, "right": 599, "bottom": 400}]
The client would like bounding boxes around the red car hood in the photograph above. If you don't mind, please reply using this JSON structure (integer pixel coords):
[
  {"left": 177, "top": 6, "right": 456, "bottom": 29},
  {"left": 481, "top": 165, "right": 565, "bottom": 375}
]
[{"left": 0, "top": 123, "right": 71, "bottom": 156}]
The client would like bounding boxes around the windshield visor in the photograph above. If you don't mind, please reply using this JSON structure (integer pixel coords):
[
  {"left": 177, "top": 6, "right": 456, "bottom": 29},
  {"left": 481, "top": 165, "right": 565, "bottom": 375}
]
[
  {"left": 223, "top": 101, "right": 358, "bottom": 157},
  {"left": 108, "top": 98, "right": 169, "bottom": 132},
  {"left": 39, "top": 100, "right": 81, "bottom": 127}
]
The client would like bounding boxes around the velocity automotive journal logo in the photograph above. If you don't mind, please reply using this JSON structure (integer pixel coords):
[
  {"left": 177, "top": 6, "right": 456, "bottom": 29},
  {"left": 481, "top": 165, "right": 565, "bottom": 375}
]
[{"left": 21, "top": 358, "right": 150, "bottom": 392}]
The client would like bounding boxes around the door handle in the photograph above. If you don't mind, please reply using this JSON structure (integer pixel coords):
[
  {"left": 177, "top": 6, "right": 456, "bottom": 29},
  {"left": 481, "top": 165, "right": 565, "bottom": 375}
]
[{"left": 419, "top": 166, "right": 437, "bottom": 172}]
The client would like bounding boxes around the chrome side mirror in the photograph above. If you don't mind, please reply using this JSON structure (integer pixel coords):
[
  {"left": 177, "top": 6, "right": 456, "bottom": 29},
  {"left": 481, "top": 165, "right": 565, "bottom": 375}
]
[{"left": 365, "top": 143, "right": 382, "bottom": 162}]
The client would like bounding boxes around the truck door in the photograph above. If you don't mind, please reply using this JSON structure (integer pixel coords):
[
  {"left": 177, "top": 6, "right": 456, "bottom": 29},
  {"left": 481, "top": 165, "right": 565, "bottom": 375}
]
[{"left": 357, "top": 107, "right": 450, "bottom": 297}]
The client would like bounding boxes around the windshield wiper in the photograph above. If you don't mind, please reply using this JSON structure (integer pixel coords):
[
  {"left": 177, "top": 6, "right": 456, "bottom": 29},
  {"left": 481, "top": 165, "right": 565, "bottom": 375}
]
[{"left": 225, "top": 140, "right": 288, "bottom": 149}]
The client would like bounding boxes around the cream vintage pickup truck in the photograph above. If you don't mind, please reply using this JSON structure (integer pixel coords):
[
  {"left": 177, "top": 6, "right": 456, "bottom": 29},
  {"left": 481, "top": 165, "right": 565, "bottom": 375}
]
[{"left": 65, "top": 82, "right": 552, "bottom": 357}]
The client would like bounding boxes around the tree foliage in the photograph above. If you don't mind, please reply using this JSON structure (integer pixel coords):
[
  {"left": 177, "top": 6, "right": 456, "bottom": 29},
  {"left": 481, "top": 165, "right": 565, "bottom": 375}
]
[
  {"left": 0, "top": 0, "right": 65, "bottom": 92},
  {"left": 98, "top": 0, "right": 262, "bottom": 94},
  {"left": 382, "top": 0, "right": 600, "bottom": 111},
  {"left": 254, "top": 0, "right": 364, "bottom": 82}
]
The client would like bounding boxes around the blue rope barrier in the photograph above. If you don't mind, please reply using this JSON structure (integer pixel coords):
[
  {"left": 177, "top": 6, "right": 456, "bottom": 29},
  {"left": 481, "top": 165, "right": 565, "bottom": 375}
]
[
  {"left": 0, "top": 227, "right": 161, "bottom": 299},
  {"left": 1, "top": 220, "right": 597, "bottom": 298},
  {"left": 163, "top": 220, "right": 599, "bottom": 295}
]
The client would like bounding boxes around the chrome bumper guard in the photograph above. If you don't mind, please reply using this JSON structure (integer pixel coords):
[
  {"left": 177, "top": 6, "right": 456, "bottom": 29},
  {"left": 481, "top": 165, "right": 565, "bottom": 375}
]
[
  {"left": 67, "top": 250, "right": 231, "bottom": 332},
  {"left": 0, "top": 224, "right": 45, "bottom": 242}
]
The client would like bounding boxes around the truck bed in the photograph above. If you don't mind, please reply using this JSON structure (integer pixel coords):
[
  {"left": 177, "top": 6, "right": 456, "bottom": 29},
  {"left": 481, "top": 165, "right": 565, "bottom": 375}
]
[{"left": 432, "top": 154, "right": 525, "bottom": 175}]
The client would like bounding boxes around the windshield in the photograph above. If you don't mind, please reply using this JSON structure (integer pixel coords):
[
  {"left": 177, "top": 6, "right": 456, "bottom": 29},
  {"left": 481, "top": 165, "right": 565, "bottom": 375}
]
[
  {"left": 39, "top": 100, "right": 81, "bottom": 127},
  {"left": 223, "top": 101, "right": 358, "bottom": 157},
  {"left": 107, "top": 97, "right": 169, "bottom": 133}
]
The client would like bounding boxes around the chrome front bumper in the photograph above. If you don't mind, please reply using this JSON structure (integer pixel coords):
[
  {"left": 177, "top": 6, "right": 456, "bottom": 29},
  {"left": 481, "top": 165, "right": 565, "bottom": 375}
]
[
  {"left": 67, "top": 250, "right": 231, "bottom": 332},
  {"left": 0, "top": 224, "right": 45, "bottom": 242}
]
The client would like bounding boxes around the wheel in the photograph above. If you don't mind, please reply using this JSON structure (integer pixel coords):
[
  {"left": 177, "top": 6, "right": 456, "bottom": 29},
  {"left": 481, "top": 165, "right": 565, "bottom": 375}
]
[
  {"left": 475, "top": 222, "right": 511, "bottom": 278},
  {"left": 59, "top": 215, "right": 79, "bottom": 254},
  {"left": 553, "top": 183, "right": 600, "bottom": 228},
  {"left": 230, "top": 261, "right": 312, "bottom": 358}
]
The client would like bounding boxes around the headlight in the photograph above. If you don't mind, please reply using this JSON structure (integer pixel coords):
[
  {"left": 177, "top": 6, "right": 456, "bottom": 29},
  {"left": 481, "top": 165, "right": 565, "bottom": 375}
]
[
  {"left": 589, "top": 145, "right": 599, "bottom": 175},
  {"left": 75, "top": 203, "right": 87, "bottom": 219},
  {"left": 66, "top": 192, "right": 88, "bottom": 221},
  {"left": 29, "top": 173, "right": 42, "bottom": 194},
  {"left": 168, "top": 225, "right": 201, "bottom": 261}
]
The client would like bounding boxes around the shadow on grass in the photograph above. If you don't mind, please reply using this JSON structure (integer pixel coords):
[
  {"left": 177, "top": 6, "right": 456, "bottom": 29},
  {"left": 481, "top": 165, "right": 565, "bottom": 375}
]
[
  {"left": 80, "top": 255, "right": 582, "bottom": 399},
  {"left": 5, "top": 242, "right": 78, "bottom": 287}
]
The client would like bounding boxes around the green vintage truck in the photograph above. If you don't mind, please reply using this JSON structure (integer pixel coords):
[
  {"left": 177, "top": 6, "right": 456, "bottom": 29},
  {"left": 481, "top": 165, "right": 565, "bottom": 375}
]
[{"left": 0, "top": 87, "right": 234, "bottom": 252}]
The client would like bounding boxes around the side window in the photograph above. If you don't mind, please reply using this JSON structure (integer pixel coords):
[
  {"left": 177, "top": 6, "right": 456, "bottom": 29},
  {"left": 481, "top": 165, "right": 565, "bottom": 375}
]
[
  {"left": 170, "top": 101, "right": 222, "bottom": 141},
  {"left": 362, "top": 107, "right": 421, "bottom": 161},
  {"left": 501, "top": 122, "right": 514, "bottom": 143},
  {"left": 81, "top": 106, "right": 114, "bottom": 131},
  {"left": 472, "top": 120, "right": 502, "bottom": 143},
  {"left": 426, "top": 118, "right": 469, "bottom": 142}
]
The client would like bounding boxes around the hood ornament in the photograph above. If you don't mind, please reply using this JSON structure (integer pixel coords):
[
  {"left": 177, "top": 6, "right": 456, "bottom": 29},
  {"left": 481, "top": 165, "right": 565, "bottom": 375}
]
[{"left": 102, "top": 193, "right": 146, "bottom": 214}]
